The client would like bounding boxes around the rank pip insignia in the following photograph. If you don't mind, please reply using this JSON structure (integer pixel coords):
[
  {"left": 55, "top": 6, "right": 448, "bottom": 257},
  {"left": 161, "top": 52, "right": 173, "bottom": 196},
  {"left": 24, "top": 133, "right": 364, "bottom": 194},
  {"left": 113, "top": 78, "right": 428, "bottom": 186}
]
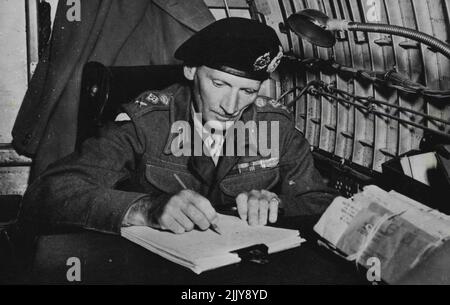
[
  {"left": 145, "top": 93, "right": 160, "bottom": 104},
  {"left": 269, "top": 99, "right": 281, "bottom": 108},
  {"left": 159, "top": 94, "right": 170, "bottom": 105},
  {"left": 268, "top": 98, "right": 291, "bottom": 112}
]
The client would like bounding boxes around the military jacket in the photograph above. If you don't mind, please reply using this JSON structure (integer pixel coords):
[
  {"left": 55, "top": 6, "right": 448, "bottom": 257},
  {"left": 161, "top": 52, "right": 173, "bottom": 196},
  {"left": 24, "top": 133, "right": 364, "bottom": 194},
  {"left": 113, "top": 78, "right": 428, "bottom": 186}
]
[{"left": 21, "top": 83, "right": 337, "bottom": 234}]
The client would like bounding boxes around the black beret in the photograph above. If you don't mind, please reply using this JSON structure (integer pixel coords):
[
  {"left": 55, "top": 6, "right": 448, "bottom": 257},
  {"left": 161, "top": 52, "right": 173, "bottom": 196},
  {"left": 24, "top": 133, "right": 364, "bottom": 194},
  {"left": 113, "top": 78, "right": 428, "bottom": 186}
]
[{"left": 174, "top": 17, "right": 283, "bottom": 81}]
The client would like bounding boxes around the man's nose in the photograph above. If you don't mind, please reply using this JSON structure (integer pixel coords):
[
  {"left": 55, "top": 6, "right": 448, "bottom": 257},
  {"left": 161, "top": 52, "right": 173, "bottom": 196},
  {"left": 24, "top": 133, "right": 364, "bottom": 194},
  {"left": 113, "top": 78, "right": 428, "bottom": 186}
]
[{"left": 221, "top": 90, "right": 239, "bottom": 115}]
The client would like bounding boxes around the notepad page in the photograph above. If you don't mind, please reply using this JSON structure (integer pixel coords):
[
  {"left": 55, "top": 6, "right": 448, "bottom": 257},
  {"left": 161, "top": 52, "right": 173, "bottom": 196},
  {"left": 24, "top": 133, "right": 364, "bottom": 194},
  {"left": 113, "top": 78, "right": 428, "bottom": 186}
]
[
  {"left": 313, "top": 196, "right": 367, "bottom": 246},
  {"left": 121, "top": 214, "right": 302, "bottom": 272}
]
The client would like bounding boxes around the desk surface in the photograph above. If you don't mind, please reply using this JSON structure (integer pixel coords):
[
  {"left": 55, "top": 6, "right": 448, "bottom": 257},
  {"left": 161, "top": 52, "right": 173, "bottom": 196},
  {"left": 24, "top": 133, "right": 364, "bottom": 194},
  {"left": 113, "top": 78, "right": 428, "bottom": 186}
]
[{"left": 25, "top": 217, "right": 370, "bottom": 285}]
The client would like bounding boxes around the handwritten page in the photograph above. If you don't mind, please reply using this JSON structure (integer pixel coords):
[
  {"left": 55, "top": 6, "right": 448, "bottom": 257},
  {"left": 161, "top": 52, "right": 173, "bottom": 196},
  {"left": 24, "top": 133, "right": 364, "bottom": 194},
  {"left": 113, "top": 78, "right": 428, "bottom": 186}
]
[
  {"left": 313, "top": 196, "right": 366, "bottom": 246},
  {"left": 121, "top": 214, "right": 304, "bottom": 274}
]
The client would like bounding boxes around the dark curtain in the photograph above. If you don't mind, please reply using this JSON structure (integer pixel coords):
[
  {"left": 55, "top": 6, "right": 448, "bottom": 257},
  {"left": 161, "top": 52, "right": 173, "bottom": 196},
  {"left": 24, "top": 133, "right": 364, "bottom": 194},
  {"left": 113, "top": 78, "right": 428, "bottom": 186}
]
[{"left": 12, "top": 0, "right": 215, "bottom": 181}]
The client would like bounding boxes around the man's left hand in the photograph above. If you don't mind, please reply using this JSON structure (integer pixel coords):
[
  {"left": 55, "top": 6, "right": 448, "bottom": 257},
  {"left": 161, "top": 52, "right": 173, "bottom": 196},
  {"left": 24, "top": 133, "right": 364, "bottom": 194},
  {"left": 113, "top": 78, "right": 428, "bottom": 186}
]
[{"left": 235, "top": 190, "right": 280, "bottom": 226}]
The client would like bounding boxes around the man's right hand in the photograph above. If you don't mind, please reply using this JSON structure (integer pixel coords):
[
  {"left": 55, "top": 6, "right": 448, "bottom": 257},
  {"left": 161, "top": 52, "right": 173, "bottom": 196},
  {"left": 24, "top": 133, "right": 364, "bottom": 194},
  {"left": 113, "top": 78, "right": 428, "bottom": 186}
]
[{"left": 122, "top": 190, "right": 218, "bottom": 234}]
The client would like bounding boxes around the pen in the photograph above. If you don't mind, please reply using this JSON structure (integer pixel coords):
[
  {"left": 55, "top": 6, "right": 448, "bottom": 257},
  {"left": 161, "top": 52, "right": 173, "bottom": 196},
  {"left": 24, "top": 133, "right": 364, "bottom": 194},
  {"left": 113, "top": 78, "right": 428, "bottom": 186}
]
[{"left": 173, "top": 173, "right": 222, "bottom": 235}]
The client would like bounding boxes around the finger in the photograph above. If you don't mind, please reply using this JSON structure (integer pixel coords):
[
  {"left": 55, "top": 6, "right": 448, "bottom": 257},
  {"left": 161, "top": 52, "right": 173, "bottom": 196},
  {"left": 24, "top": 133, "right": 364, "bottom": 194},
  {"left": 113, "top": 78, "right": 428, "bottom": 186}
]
[
  {"left": 248, "top": 191, "right": 260, "bottom": 226},
  {"left": 269, "top": 197, "right": 279, "bottom": 223},
  {"left": 236, "top": 193, "right": 248, "bottom": 221},
  {"left": 261, "top": 189, "right": 277, "bottom": 201},
  {"left": 171, "top": 208, "right": 195, "bottom": 231},
  {"left": 183, "top": 190, "right": 218, "bottom": 223},
  {"left": 159, "top": 214, "right": 185, "bottom": 234},
  {"left": 182, "top": 204, "right": 210, "bottom": 231},
  {"left": 258, "top": 199, "right": 269, "bottom": 226}
]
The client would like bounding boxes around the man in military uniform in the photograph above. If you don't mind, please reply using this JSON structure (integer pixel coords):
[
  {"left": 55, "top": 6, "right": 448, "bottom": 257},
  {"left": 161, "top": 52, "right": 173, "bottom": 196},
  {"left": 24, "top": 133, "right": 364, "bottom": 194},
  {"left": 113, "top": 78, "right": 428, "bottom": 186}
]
[{"left": 20, "top": 18, "right": 337, "bottom": 235}]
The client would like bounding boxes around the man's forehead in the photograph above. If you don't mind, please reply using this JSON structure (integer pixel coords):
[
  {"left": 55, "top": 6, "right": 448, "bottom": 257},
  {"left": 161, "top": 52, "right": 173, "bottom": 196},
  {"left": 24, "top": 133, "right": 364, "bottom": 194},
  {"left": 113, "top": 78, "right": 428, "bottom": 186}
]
[{"left": 198, "top": 66, "right": 262, "bottom": 88}]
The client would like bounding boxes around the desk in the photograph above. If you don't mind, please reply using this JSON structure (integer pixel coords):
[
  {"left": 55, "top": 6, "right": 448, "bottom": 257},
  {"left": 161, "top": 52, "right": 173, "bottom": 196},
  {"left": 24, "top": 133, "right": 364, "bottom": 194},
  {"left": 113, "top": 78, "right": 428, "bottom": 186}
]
[{"left": 26, "top": 217, "right": 369, "bottom": 285}]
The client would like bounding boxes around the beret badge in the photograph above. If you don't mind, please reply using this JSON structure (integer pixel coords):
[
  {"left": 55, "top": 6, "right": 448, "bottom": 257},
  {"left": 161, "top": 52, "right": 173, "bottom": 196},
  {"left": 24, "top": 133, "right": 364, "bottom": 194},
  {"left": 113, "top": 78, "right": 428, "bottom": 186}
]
[
  {"left": 253, "top": 46, "right": 284, "bottom": 73},
  {"left": 253, "top": 52, "right": 271, "bottom": 72},
  {"left": 266, "top": 46, "right": 284, "bottom": 73}
]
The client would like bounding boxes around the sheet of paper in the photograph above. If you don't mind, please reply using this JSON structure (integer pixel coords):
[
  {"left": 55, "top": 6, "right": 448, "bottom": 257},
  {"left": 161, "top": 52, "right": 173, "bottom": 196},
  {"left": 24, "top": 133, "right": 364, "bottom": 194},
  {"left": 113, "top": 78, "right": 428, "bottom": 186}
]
[
  {"left": 314, "top": 186, "right": 404, "bottom": 246},
  {"left": 400, "top": 156, "right": 413, "bottom": 177},
  {"left": 314, "top": 196, "right": 366, "bottom": 246},
  {"left": 400, "top": 152, "right": 437, "bottom": 186}
]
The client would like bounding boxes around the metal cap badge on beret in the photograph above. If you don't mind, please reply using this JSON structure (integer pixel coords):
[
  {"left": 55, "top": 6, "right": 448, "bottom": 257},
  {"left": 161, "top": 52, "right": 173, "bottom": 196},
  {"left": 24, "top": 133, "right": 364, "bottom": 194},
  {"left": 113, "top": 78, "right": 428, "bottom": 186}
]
[{"left": 174, "top": 17, "right": 284, "bottom": 81}]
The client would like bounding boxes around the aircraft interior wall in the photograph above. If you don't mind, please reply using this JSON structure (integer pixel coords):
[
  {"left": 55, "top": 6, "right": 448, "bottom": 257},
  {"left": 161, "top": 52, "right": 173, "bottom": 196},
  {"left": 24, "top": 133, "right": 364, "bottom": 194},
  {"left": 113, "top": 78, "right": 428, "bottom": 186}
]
[{"left": 260, "top": 0, "right": 449, "bottom": 172}]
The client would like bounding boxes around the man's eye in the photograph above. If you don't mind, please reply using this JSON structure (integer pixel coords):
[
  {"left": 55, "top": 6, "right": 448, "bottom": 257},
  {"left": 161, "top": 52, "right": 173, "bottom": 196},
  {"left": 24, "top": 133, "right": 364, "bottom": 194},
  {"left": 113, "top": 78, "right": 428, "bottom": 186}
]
[
  {"left": 212, "top": 81, "right": 225, "bottom": 88},
  {"left": 243, "top": 89, "right": 257, "bottom": 95}
]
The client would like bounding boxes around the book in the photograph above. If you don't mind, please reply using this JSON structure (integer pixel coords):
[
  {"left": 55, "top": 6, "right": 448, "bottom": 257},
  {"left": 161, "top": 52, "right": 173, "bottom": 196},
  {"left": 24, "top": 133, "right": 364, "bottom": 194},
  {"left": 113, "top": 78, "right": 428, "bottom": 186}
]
[
  {"left": 121, "top": 214, "right": 305, "bottom": 274},
  {"left": 313, "top": 185, "right": 450, "bottom": 284}
]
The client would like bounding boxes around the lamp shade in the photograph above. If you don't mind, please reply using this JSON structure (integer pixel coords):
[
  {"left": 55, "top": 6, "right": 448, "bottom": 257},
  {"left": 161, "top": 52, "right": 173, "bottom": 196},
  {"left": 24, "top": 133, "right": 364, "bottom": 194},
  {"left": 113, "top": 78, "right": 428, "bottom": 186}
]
[{"left": 287, "top": 9, "right": 336, "bottom": 48}]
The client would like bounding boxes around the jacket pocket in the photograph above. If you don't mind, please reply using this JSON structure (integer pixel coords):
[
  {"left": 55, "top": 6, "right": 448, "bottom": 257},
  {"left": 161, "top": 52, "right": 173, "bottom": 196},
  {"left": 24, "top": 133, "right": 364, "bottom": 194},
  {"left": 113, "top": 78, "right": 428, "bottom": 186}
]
[
  {"left": 219, "top": 168, "right": 280, "bottom": 198},
  {"left": 145, "top": 163, "right": 201, "bottom": 194}
]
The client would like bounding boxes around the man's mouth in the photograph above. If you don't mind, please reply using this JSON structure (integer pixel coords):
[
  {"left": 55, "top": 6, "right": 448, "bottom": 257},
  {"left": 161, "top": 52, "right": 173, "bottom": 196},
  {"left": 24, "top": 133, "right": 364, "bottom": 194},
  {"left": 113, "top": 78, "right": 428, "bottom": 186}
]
[{"left": 214, "top": 112, "right": 238, "bottom": 122}]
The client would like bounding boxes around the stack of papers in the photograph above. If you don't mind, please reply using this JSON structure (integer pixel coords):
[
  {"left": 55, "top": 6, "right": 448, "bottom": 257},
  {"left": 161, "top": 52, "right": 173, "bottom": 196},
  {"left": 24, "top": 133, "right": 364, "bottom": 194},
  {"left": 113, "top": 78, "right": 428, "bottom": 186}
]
[
  {"left": 314, "top": 185, "right": 450, "bottom": 283},
  {"left": 122, "top": 214, "right": 304, "bottom": 274}
]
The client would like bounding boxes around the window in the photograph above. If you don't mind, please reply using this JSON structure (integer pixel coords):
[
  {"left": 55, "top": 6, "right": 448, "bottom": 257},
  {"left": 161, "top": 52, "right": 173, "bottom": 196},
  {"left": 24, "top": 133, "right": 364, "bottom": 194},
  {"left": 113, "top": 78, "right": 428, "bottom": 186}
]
[{"left": 204, "top": 0, "right": 251, "bottom": 20}]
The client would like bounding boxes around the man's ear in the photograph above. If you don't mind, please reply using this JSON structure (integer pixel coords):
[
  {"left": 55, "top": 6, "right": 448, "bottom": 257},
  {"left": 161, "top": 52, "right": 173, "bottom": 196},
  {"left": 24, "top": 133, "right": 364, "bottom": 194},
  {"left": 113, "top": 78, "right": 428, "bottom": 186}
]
[{"left": 183, "top": 66, "right": 197, "bottom": 81}]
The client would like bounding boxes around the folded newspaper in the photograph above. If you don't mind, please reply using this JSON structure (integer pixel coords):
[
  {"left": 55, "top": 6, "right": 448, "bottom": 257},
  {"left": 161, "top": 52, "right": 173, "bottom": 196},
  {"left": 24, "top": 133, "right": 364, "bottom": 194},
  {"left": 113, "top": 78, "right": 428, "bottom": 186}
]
[{"left": 314, "top": 185, "right": 450, "bottom": 284}]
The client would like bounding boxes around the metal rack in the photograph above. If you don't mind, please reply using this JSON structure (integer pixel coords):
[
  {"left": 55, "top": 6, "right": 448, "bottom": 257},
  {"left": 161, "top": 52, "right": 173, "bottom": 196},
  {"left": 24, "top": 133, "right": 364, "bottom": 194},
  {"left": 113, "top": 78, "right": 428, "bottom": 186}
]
[{"left": 281, "top": 78, "right": 450, "bottom": 144}]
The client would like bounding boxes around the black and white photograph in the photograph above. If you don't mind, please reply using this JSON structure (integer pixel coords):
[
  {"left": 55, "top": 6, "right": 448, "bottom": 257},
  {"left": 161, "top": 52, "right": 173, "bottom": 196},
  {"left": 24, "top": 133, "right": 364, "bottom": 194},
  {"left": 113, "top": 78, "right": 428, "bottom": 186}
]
[{"left": 0, "top": 0, "right": 449, "bottom": 293}]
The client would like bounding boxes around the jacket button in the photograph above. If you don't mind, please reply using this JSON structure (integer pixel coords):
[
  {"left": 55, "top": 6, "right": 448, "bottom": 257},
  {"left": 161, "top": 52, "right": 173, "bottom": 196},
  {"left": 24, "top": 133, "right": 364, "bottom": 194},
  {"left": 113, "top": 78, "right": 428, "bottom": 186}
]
[{"left": 90, "top": 85, "right": 99, "bottom": 97}]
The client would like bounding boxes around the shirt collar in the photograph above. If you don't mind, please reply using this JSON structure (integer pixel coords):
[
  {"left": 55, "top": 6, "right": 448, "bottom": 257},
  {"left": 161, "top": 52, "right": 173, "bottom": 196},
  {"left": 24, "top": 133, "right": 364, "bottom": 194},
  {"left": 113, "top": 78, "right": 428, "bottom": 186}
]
[{"left": 163, "top": 83, "right": 259, "bottom": 155}]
